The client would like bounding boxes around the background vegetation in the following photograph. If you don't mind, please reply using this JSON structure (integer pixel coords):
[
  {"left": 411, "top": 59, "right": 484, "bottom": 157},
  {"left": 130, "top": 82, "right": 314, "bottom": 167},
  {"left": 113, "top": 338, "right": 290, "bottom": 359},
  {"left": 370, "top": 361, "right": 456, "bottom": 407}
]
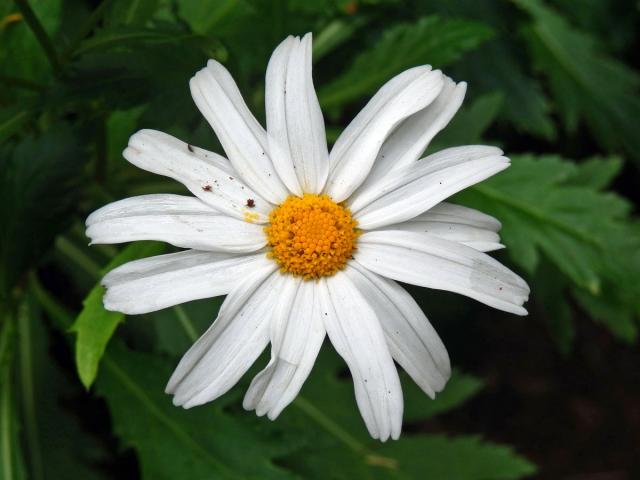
[{"left": 1, "top": 0, "right": 638, "bottom": 478}]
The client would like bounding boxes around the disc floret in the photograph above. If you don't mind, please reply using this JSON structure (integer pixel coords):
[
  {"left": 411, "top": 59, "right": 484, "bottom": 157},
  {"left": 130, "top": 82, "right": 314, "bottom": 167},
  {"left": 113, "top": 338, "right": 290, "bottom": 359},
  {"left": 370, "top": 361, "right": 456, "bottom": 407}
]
[{"left": 265, "top": 194, "right": 359, "bottom": 279}]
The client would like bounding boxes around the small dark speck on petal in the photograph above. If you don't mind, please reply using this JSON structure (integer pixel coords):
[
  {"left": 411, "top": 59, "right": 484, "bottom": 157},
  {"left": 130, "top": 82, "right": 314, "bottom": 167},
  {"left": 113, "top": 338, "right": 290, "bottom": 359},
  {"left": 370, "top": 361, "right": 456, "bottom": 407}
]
[{"left": 187, "top": 144, "right": 194, "bottom": 152}]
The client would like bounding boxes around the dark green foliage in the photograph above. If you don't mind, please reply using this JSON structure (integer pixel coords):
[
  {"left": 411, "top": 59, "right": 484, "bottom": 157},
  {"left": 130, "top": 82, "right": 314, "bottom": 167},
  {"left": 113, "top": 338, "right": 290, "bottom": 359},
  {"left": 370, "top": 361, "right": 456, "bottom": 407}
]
[
  {"left": 318, "top": 16, "right": 494, "bottom": 109},
  {"left": 514, "top": 0, "right": 640, "bottom": 165},
  {"left": 457, "top": 155, "right": 639, "bottom": 346},
  {"left": 97, "top": 343, "right": 299, "bottom": 480},
  {"left": 72, "top": 241, "right": 165, "bottom": 389},
  {"left": 1, "top": 0, "right": 638, "bottom": 477},
  {"left": 0, "top": 126, "right": 82, "bottom": 298}
]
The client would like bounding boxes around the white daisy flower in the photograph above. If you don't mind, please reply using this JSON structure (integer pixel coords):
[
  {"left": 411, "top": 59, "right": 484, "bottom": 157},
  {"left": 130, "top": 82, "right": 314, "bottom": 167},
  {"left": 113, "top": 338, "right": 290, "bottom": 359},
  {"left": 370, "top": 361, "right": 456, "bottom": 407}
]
[{"left": 87, "top": 33, "right": 529, "bottom": 441}]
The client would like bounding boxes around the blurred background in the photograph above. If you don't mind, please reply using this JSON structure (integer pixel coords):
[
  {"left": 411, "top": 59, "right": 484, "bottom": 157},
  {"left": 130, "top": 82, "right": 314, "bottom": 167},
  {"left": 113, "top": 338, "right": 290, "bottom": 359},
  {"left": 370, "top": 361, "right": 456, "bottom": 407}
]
[{"left": 1, "top": 0, "right": 639, "bottom": 479}]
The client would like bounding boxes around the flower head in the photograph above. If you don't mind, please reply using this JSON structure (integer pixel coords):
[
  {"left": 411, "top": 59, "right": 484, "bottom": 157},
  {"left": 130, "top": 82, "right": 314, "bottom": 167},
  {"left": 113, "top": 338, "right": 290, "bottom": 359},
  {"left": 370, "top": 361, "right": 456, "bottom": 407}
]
[{"left": 86, "top": 33, "right": 529, "bottom": 441}]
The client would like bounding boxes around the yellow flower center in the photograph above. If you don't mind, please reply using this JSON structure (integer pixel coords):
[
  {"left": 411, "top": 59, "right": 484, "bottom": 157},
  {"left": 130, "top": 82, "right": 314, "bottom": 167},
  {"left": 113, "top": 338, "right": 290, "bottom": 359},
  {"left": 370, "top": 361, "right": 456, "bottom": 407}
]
[{"left": 265, "top": 194, "right": 359, "bottom": 279}]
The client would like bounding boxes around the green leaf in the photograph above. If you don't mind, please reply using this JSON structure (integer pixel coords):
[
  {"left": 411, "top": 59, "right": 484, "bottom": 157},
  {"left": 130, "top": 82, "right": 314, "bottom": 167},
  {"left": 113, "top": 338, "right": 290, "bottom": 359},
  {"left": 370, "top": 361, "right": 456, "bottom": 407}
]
[
  {"left": 0, "top": 125, "right": 82, "bottom": 298},
  {"left": 318, "top": 16, "right": 494, "bottom": 109},
  {"left": 18, "top": 294, "right": 109, "bottom": 480},
  {"left": 570, "top": 221, "right": 640, "bottom": 343},
  {"left": 96, "top": 342, "right": 298, "bottom": 480},
  {"left": 274, "top": 347, "right": 533, "bottom": 479},
  {"left": 457, "top": 155, "right": 628, "bottom": 291},
  {"left": 430, "top": 92, "right": 504, "bottom": 150},
  {"left": 563, "top": 156, "right": 623, "bottom": 190},
  {"left": 409, "top": 0, "right": 555, "bottom": 139},
  {"left": 403, "top": 370, "right": 484, "bottom": 422},
  {"left": 379, "top": 435, "right": 536, "bottom": 479},
  {"left": 533, "top": 261, "right": 575, "bottom": 354},
  {"left": 455, "top": 41, "right": 556, "bottom": 140},
  {"left": 456, "top": 155, "right": 638, "bottom": 340},
  {"left": 71, "top": 241, "right": 165, "bottom": 389},
  {"left": 514, "top": 0, "right": 640, "bottom": 165}
]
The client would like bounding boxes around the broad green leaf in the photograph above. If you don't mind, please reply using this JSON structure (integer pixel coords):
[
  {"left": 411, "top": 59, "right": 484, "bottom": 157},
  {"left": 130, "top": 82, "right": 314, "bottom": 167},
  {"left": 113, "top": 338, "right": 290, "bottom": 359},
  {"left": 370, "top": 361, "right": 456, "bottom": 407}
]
[
  {"left": 457, "top": 155, "right": 628, "bottom": 291},
  {"left": 410, "top": 0, "right": 555, "bottom": 139},
  {"left": 563, "top": 156, "right": 623, "bottom": 190},
  {"left": 0, "top": 125, "right": 82, "bottom": 298},
  {"left": 514, "top": 0, "right": 640, "bottom": 165},
  {"left": 533, "top": 261, "right": 574, "bottom": 354},
  {"left": 454, "top": 41, "right": 556, "bottom": 140},
  {"left": 318, "top": 16, "right": 493, "bottom": 109},
  {"left": 18, "top": 295, "right": 109, "bottom": 480},
  {"left": 403, "top": 370, "right": 484, "bottom": 422},
  {"left": 71, "top": 241, "right": 164, "bottom": 389},
  {"left": 275, "top": 347, "right": 533, "bottom": 479},
  {"left": 430, "top": 92, "right": 504, "bottom": 150},
  {"left": 378, "top": 435, "right": 536, "bottom": 479},
  {"left": 570, "top": 221, "right": 640, "bottom": 343},
  {"left": 457, "top": 155, "right": 638, "bottom": 340},
  {"left": 96, "top": 342, "right": 298, "bottom": 480}
]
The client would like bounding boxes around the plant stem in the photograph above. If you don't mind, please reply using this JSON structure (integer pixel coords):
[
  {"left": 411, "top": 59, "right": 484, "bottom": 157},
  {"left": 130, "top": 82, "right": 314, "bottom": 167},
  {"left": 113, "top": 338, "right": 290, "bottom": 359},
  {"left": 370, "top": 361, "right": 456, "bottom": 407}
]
[
  {"left": 292, "top": 396, "right": 365, "bottom": 454},
  {"left": 173, "top": 306, "right": 198, "bottom": 342},
  {"left": 28, "top": 273, "right": 74, "bottom": 331},
  {"left": 18, "top": 299, "right": 44, "bottom": 480},
  {"left": 55, "top": 236, "right": 102, "bottom": 279},
  {"left": 0, "top": 365, "right": 14, "bottom": 480},
  {"left": 13, "top": 0, "right": 62, "bottom": 75},
  {"left": 0, "top": 316, "right": 16, "bottom": 480}
]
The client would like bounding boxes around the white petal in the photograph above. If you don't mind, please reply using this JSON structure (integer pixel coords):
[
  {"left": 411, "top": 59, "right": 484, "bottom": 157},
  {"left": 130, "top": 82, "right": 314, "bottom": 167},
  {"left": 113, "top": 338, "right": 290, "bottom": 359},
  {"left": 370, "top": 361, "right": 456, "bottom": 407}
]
[
  {"left": 190, "top": 60, "right": 289, "bottom": 203},
  {"left": 266, "top": 34, "right": 329, "bottom": 194},
  {"left": 346, "top": 264, "right": 450, "bottom": 398},
  {"left": 319, "top": 272, "right": 403, "bottom": 441},
  {"left": 124, "top": 130, "right": 272, "bottom": 223},
  {"left": 355, "top": 230, "right": 530, "bottom": 315},
  {"left": 167, "top": 266, "right": 281, "bottom": 408},
  {"left": 361, "top": 78, "right": 466, "bottom": 187},
  {"left": 350, "top": 146, "right": 509, "bottom": 229},
  {"left": 243, "top": 278, "right": 325, "bottom": 419},
  {"left": 86, "top": 195, "right": 266, "bottom": 252},
  {"left": 103, "top": 250, "right": 271, "bottom": 314},
  {"left": 325, "top": 67, "right": 444, "bottom": 202},
  {"left": 416, "top": 202, "right": 502, "bottom": 231},
  {"left": 379, "top": 202, "right": 503, "bottom": 252}
]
